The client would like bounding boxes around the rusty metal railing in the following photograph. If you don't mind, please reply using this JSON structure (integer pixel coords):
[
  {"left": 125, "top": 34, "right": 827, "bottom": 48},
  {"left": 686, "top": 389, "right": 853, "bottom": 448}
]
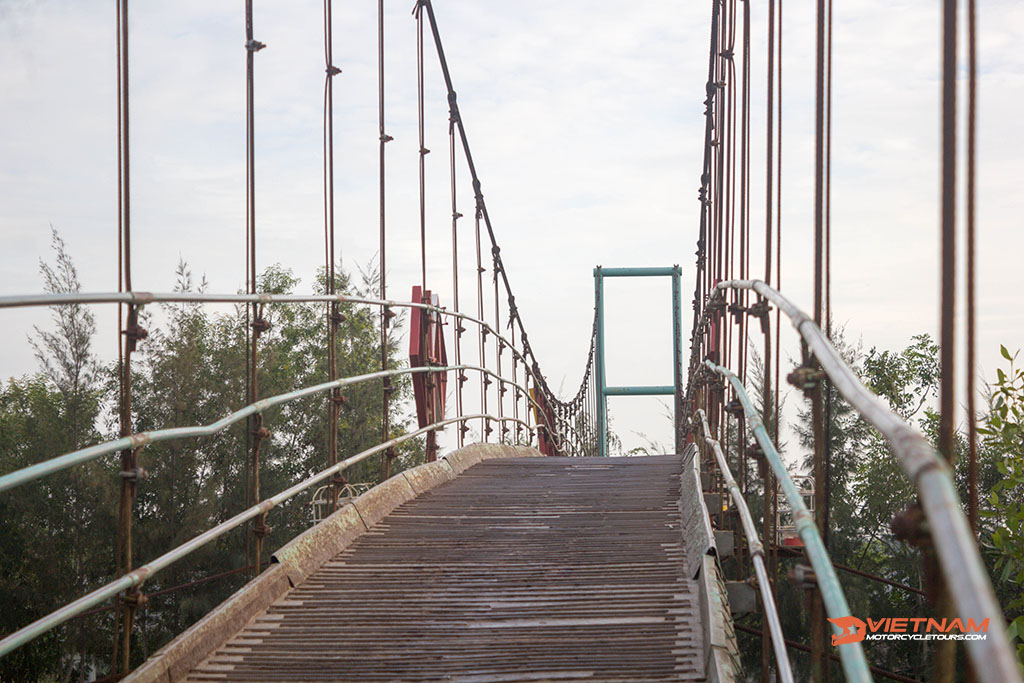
[
  {"left": 0, "top": 412, "right": 532, "bottom": 658},
  {"left": 689, "top": 279, "right": 1021, "bottom": 683},
  {"left": 698, "top": 366, "right": 874, "bottom": 681},
  {"left": 0, "top": 290, "right": 595, "bottom": 457},
  {"left": 0, "top": 290, "right": 598, "bottom": 662},
  {"left": 694, "top": 408, "right": 796, "bottom": 683},
  {"left": 0, "top": 364, "right": 552, "bottom": 494}
]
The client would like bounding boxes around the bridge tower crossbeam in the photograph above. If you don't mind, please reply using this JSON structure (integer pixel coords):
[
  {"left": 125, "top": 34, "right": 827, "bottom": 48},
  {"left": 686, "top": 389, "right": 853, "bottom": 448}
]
[{"left": 593, "top": 265, "right": 683, "bottom": 457}]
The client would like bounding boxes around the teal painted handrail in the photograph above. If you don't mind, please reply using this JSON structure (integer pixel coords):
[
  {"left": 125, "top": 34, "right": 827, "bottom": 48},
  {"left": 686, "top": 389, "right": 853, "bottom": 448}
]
[
  {"left": 0, "top": 413, "right": 525, "bottom": 658},
  {"left": 694, "top": 409, "right": 794, "bottom": 683},
  {"left": 693, "top": 280, "right": 1021, "bottom": 683},
  {"left": 705, "top": 360, "right": 872, "bottom": 683},
  {"left": 0, "top": 365, "right": 552, "bottom": 494}
]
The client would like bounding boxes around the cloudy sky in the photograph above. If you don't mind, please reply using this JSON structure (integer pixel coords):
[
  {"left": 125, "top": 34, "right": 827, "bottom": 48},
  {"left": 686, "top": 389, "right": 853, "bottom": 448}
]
[{"left": 1, "top": 0, "right": 1021, "bottom": 458}]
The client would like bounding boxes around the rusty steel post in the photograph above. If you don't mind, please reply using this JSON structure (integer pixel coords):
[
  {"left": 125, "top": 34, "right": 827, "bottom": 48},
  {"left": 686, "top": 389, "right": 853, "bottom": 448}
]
[
  {"left": 933, "top": 0, "right": 959, "bottom": 678},
  {"left": 377, "top": 0, "right": 395, "bottom": 480},
  {"left": 449, "top": 100, "right": 466, "bottom": 449},
  {"left": 493, "top": 259, "right": 506, "bottom": 442},
  {"left": 323, "top": 0, "right": 343, "bottom": 511},
  {"left": 415, "top": 1, "right": 427, "bottom": 292},
  {"left": 511, "top": 323, "right": 520, "bottom": 445},
  {"left": 812, "top": 0, "right": 830, "bottom": 675},
  {"left": 112, "top": 0, "right": 144, "bottom": 673},
  {"left": 243, "top": 0, "right": 269, "bottom": 577},
  {"left": 474, "top": 205, "right": 488, "bottom": 442},
  {"left": 965, "top": 0, "right": 978, "bottom": 539}
]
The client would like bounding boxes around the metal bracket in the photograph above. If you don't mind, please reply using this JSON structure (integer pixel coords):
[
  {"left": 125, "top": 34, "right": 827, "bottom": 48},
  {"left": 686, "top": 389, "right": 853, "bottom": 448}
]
[
  {"left": 789, "top": 563, "right": 818, "bottom": 590},
  {"left": 787, "top": 365, "right": 824, "bottom": 392},
  {"left": 118, "top": 467, "right": 148, "bottom": 483},
  {"left": 891, "top": 502, "right": 931, "bottom": 548},
  {"left": 252, "top": 317, "right": 271, "bottom": 337},
  {"left": 724, "top": 397, "right": 744, "bottom": 416}
]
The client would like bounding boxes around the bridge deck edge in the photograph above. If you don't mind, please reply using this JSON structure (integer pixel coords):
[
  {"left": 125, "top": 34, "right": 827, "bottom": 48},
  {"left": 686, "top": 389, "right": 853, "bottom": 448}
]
[{"left": 123, "top": 443, "right": 541, "bottom": 683}]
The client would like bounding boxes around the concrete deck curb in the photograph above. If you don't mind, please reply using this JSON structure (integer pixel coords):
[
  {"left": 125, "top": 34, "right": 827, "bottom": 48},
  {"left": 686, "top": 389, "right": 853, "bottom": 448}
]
[
  {"left": 350, "top": 473, "right": 417, "bottom": 528},
  {"left": 125, "top": 443, "right": 541, "bottom": 683}
]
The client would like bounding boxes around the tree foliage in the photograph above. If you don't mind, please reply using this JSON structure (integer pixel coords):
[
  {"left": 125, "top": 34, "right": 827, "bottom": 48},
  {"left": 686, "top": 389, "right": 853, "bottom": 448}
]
[
  {"left": 1, "top": 229, "right": 113, "bottom": 681},
  {"left": 980, "top": 346, "right": 1024, "bottom": 661},
  {"left": 1, "top": 233, "right": 420, "bottom": 679},
  {"left": 733, "top": 332, "right": 1023, "bottom": 679}
]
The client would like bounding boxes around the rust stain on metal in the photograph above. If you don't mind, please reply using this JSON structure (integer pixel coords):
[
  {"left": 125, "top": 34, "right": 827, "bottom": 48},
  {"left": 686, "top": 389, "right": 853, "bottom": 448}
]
[
  {"left": 127, "top": 566, "right": 151, "bottom": 586},
  {"left": 182, "top": 455, "right": 706, "bottom": 681}
]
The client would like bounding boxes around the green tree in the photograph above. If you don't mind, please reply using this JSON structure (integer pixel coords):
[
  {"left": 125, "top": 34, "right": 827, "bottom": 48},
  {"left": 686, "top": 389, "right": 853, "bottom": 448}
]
[
  {"left": 0, "top": 228, "right": 113, "bottom": 682},
  {"left": 1, "top": 238, "right": 425, "bottom": 677},
  {"left": 122, "top": 260, "right": 420, "bottom": 665},
  {"left": 853, "top": 335, "right": 940, "bottom": 604},
  {"left": 781, "top": 334, "right": 942, "bottom": 678},
  {"left": 979, "top": 346, "right": 1024, "bottom": 663}
]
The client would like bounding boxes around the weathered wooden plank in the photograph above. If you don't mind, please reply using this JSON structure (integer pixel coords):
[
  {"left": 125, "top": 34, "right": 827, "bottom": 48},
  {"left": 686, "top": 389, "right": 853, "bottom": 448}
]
[{"left": 179, "top": 454, "right": 710, "bottom": 682}]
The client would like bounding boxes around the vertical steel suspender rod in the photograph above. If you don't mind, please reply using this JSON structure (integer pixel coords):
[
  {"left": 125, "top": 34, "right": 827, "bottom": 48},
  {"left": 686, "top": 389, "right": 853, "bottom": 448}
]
[
  {"left": 450, "top": 91, "right": 465, "bottom": 448},
  {"left": 773, "top": 4, "right": 784, "bottom": 618},
  {"left": 415, "top": 1, "right": 427, "bottom": 292},
  {"left": 113, "top": 0, "right": 139, "bottom": 672},
  {"left": 714, "top": 4, "right": 726, "bottom": 296},
  {"left": 737, "top": 0, "right": 769, "bottom": 669},
  {"left": 378, "top": 0, "right": 395, "bottom": 478},
  {"left": 763, "top": 0, "right": 774, "bottom": 401},
  {"left": 475, "top": 204, "right": 488, "bottom": 441},
  {"left": 811, "top": 0, "right": 829, "bottom": 676},
  {"left": 243, "top": 0, "right": 269, "bottom": 580},
  {"left": 511, "top": 319, "right": 520, "bottom": 444},
  {"left": 965, "top": 0, "right": 978, "bottom": 535},
  {"left": 938, "top": 0, "right": 958, "bottom": 468},
  {"left": 323, "top": 0, "right": 342, "bottom": 511},
  {"left": 493, "top": 262, "right": 505, "bottom": 441},
  {"left": 937, "top": 2, "right": 960, "bottom": 677},
  {"left": 822, "top": 11, "right": 836, "bottom": 682}
]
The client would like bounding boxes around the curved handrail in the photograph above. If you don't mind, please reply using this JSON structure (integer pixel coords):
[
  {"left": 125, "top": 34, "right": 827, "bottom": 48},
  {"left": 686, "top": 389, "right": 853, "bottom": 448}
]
[
  {"left": 0, "top": 290, "right": 585, "bottom": 452},
  {"left": 0, "top": 412, "right": 528, "bottom": 658},
  {"left": 694, "top": 408, "right": 794, "bottom": 683},
  {"left": 703, "top": 363, "right": 871, "bottom": 682},
  {"left": 0, "top": 291, "right": 538, "bottom": 393},
  {"left": 0, "top": 292, "right": 566, "bottom": 410},
  {"left": 697, "top": 280, "right": 1022, "bottom": 683},
  {"left": 0, "top": 364, "right": 550, "bottom": 494}
]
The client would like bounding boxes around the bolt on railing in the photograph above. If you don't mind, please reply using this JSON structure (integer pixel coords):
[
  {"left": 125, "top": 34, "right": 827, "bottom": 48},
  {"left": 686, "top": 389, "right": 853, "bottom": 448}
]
[
  {"left": 0, "top": 411, "right": 532, "bottom": 658},
  {"left": 689, "top": 280, "right": 1022, "bottom": 683},
  {"left": 0, "top": 286, "right": 597, "bottom": 665},
  {"left": 700, "top": 362, "right": 871, "bottom": 682}
]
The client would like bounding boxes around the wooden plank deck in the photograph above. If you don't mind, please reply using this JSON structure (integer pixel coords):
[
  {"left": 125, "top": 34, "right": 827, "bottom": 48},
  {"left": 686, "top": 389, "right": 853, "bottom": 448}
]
[{"left": 185, "top": 455, "right": 705, "bottom": 682}]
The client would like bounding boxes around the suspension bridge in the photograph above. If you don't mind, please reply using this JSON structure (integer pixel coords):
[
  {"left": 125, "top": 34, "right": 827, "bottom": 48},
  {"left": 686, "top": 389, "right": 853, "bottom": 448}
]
[{"left": 0, "top": 0, "right": 1020, "bottom": 681}]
